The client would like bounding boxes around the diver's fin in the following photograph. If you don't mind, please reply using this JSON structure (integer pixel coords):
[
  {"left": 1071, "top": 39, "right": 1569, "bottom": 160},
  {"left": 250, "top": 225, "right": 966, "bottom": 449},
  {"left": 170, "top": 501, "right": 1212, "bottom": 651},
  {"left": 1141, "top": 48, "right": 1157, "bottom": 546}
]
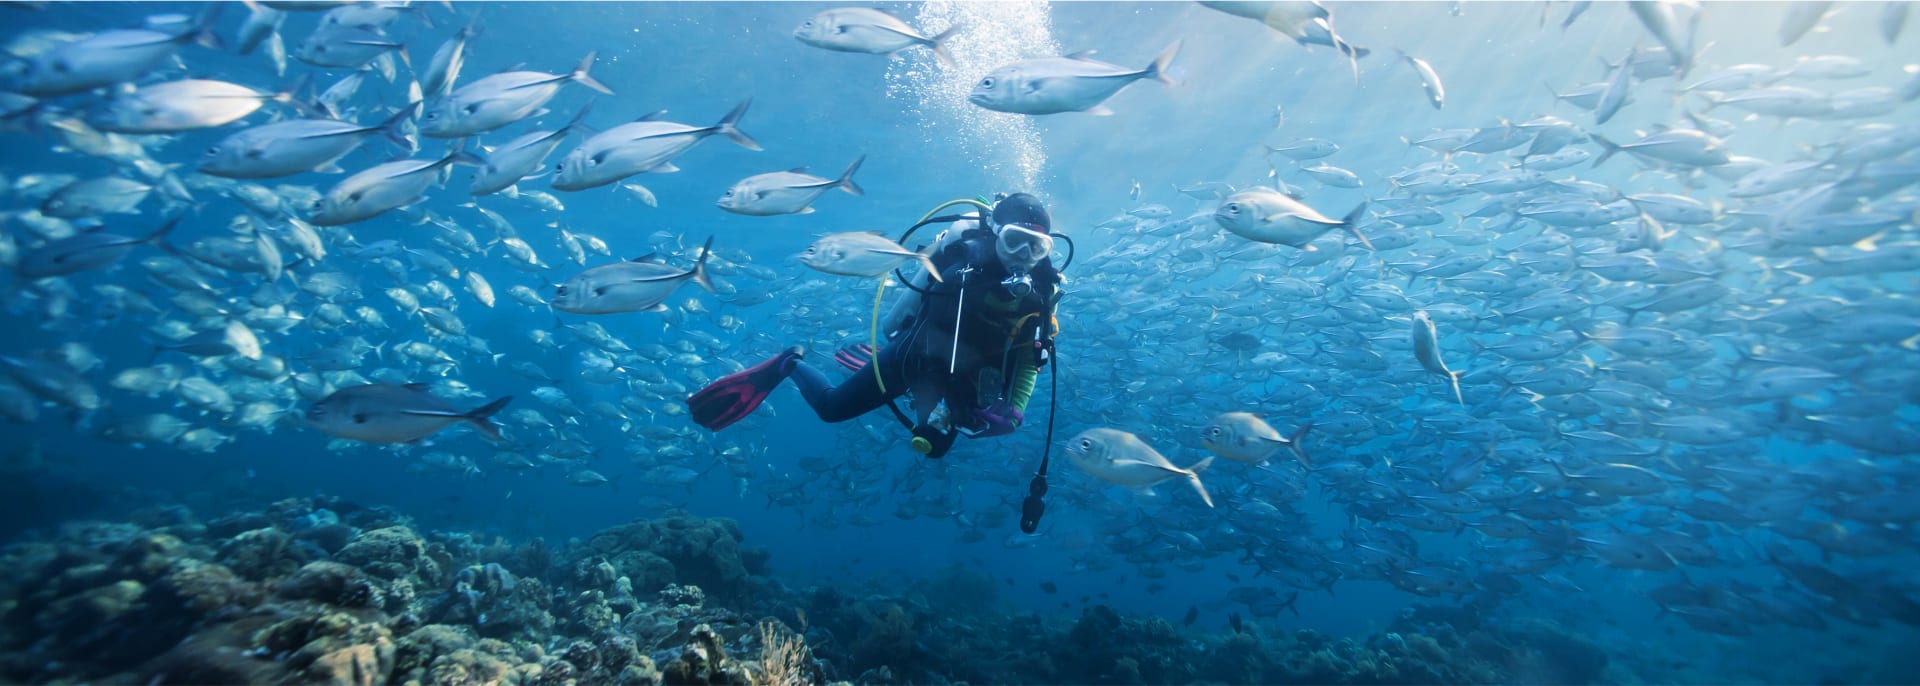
[{"left": 686, "top": 347, "right": 803, "bottom": 431}]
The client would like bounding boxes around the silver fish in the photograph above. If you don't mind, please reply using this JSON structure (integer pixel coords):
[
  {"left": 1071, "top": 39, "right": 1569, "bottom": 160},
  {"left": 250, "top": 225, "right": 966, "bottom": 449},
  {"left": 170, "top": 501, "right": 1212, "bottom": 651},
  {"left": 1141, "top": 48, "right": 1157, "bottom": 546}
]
[
  {"left": 793, "top": 8, "right": 956, "bottom": 65},
  {"left": 421, "top": 52, "right": 611, "bottom": 138},
  {"left": 420, "top": 21, "right": 479, "bottom": 98},
  {"left": 717, "top": 155, "right": 864, "bottom": 216},
  {"left": 798, "top": 231, "right": 941, "bottom": 281},
  {"left": 1214, "top": 187, "right": 1370, "bottom": 249},
  {"left": 304, "top": 383, "right": 512, "bottom": 444},
  {"left": 1395, "top": 49, "right": 1445, "bottom": 110},
  {"left": 551, "top": 237, "right": 716, "bottom": 315},
  {"left": 89, "top": 79, "right": 289, "bottom": 134},
  {"left": 551, "top": 101, "right": 758, "bottom": 191},
  {"left": 12, "top": 7, "right": 221, "bottom": 96},
  {"left": 1412, "top": 310, "right": 1464, "bottom": 405},
  {"left": 1200, "top": 412, "right": 1311, "bottom": 469},
  {"left": 39, "top": 176, "right": 155, "bottom": 218},
  {"left": 296, "top": 23, "right": 402, "bottom": 69},
  {"left": 16, "top": 216, "right": 180, "bottom": 279},
  {"left": 968, "top": 41, "right": 1180, "bottom": 116},
  {"left": 309, "top": 148, "right": 481, "bottom": 226},
  {"left": 469, "top": 104, "right": 594, "bottom": 196},
  {"left": 199, "top": 104, "right": 416, "bottom": 179},
  {"left": 1065, "top": 427, "right": 1215, "bottom": 508}
]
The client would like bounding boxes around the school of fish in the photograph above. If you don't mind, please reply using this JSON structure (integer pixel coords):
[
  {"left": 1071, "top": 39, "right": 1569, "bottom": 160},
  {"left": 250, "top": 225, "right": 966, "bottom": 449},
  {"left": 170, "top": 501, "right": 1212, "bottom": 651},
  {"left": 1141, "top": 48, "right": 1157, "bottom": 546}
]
[{"left": 0, "top": 0, "right": 1917, "bottom": 642}]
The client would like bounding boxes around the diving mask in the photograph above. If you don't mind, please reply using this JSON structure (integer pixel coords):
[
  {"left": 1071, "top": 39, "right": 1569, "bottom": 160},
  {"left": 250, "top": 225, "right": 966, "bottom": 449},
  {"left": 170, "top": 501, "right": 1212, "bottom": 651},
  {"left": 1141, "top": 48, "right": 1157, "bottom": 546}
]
[{"left": 996, "top": 223, "right": 1053, "bottom": 274}]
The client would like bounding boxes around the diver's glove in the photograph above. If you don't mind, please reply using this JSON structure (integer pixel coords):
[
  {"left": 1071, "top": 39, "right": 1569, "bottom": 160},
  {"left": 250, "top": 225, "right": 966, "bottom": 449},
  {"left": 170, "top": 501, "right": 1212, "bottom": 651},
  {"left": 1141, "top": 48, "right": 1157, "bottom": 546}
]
[{"left": 970, "top": 400, "right": 1023, "bottom": 438}]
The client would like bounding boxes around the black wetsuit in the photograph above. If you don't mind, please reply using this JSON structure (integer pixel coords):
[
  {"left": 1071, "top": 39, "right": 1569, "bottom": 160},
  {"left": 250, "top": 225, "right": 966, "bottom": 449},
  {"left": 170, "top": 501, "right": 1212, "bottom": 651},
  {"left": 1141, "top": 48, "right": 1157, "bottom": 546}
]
[{"left": 789, "top": 229, "right": 1056, "bottom": 429}]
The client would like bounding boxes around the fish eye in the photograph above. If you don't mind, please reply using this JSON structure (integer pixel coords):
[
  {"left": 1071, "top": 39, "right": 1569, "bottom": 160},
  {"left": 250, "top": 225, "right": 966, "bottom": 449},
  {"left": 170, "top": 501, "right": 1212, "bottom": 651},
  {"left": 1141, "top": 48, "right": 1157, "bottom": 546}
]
[
  {"left": 1225, "top": 203, "right": 1239, "bottom": 212},
  {"left": 555, "top": 286, "right": 568, "bottom": 296},
  {"left": 801, "top": 20, "right": 812, "bottom": 27},
  {"left": 424, "top": 112, "right": 438, "bottom": 120},
  {"left": 978, "top": 77, "right": 994, "bottom": 88},
  {"left": 1078, "top": 438, "right": 1092, "bottom": 449},
  {"left": 205, "top": 146, "right": 220, "bottom": 156}
]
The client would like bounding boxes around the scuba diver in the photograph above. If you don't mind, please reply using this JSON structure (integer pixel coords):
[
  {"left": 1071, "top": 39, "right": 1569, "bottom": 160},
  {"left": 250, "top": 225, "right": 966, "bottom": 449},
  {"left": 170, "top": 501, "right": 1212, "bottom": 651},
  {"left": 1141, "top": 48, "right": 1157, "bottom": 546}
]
[{"left": 687, "top": 192, "right": 1064, "bottom": 459}]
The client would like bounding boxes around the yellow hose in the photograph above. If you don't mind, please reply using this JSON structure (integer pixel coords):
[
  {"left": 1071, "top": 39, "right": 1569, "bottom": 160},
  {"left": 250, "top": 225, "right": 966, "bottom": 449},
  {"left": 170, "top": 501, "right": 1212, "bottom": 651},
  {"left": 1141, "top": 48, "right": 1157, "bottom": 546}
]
[{"left": 870, "top": 198, "right": 995, "bottom": 393}]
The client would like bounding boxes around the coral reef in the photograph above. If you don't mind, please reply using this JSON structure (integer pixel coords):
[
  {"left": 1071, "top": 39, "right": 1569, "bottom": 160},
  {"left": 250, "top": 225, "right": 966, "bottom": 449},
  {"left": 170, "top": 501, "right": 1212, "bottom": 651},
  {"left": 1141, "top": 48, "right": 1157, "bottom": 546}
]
[
  {"left": 569, "top": 512, "right": 770, "bottom": 604},
  {"left": 0, "top": 499, "right": 770, "bottom": 685},
  {"left": 0, "top": 496, "right": 1642, "bottom": 686}
]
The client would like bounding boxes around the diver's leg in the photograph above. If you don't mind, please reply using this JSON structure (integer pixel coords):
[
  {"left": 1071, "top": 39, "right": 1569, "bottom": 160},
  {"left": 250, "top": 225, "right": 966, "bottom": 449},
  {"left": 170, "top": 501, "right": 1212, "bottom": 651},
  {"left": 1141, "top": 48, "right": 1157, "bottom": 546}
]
[{"left": 789, "top": 347, "right": 906, "bottom": 423}]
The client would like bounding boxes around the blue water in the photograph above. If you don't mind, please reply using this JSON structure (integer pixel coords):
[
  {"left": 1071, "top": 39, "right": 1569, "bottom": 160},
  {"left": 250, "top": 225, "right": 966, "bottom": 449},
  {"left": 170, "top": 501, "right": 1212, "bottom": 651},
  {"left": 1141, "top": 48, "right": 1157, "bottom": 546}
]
[{"left": 3, "top": 2, "right": 1919, "bottom": 684}]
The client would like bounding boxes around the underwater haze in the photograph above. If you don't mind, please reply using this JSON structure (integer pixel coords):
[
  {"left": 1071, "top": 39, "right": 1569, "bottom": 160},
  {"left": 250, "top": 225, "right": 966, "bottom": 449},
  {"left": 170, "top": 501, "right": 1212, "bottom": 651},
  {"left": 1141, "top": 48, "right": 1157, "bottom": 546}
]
[{"left": 1, "top": 1, "right": 1918, "bottom": 684}]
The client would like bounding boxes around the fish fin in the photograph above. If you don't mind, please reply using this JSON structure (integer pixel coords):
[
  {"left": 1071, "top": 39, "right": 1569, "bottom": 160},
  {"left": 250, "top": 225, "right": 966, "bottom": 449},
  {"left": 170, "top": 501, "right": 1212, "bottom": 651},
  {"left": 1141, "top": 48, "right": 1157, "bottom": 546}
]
[
  {"left": 1590, "top": 133, "right": 1623, "bottom": 168},
  {"left": 377, "top": 101, "right": 421, "bottom": 149},
  {"left": 914, "top": 248, "right": 944, "bottom": 283},
  {"left": 315, "top": 162, "right": 345, "bottom": 174},
  {"left": 570, "top": 51, "right": 614, "bottom": 95},
  {"left": 1288, "top": 422, "right": 1313, "bottom": 468},
  {"left": 653, "top": 162, "right": 681, "bottom": 174},
  {"left": 143, "top": 215, "right": 186, "bottom": 246},
  {"left": 711, "top": 98, "right": 760, "bottom": 150},
  {"left": 634, "top": 109, "right": 669, "bottom": 122},
  {"left": 1186, "top": 455, "right": 1215, "bottom": 508},
  {"left": 1064, "top": 49, "right": 1099, "bottom": 60},
  {"left": 926, "top": 23, "right": 960, "bottom": 67},
  {"left": 463, "top": 395, "right": 513, "bottom": 441},
  {"left": 184, "top": 3, "right": 226, "bottom": 50},
  {"left": 1145, "top": 39, "right": 1182, "bottom": 87},
  {"left": 1084, "top": 104, "right": 1115, "bottom": 116},
  {"left": 1340, "top": 201, "right": 1374, "bottom": 250},
  {"left": 835, "top": 154, "right": 865, "bottom": 196},
  {"left": 688, "top": 235, "right": 716, "bottom": 293}
]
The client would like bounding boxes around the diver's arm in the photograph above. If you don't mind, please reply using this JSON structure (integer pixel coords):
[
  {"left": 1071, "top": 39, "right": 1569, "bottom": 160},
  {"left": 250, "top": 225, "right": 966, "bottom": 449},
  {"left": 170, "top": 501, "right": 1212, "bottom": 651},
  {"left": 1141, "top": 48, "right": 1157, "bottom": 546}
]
[{"left": 1006, "top": 346, "right": 1038, "bottom": 417}]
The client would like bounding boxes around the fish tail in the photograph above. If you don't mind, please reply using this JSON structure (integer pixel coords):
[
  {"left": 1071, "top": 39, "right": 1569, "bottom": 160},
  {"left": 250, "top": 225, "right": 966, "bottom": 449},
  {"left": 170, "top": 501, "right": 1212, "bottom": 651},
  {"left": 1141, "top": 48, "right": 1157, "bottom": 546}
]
[
  {"left": 185, "top": 3, "right": 226, "bottom": 50},
  {"left": 377, "top": 101, "right": 421, "bottom": 150},
  {"left": 441, "top": 142, "right": 484, "bottom": 169},
  {"left": 689, "top": 236, "right": 716, "bottom": 293},
  {"left": 712, "top": 98, "right": 761, "bottom": 151},
  {"left": 570, "top": 52, "right": 614, "bottom": 95},
  {"left": 1340, "top": 201, "right": 1375, "bottom": 251},
  {"left": 1590, "top": 133, "right": 1622, "bottom": 168},
  {"left": 464, "top": 395, "right": 514, "bottom": 441},
  {"left": 274, "top": 73, "right": 322, "bottom": 118},
  {"left": 560, "top": 99, "right": 596, "bottom": 137},
  {"left": 1146, "top": 39, "right": 1182, "bottom": 87},
  {"left": 1185, "top": 455, "right": 1215, "bottom": 508},
  {"left": 144, "top": 214, "right": 186, "bottom": 245},
  {"left": 1448, "top": 370, "right": 1465, "bottom": 406},
  {"left": 926, "top": 23, "right": 961, "bottom": 68},
  {"left": 913, "top": 244, "right": 944, "bottom": 283},
  {"left": 1288, "top": 422, "right": 1313, "bottom": 469},
  {"left": 836, "top": 154, "right": 865, "bottom": 196}
]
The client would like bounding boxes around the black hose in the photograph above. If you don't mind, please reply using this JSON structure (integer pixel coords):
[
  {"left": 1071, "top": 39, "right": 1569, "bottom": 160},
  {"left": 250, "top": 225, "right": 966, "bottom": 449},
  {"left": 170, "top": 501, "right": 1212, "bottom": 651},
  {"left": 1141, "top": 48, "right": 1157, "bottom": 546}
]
[
  {"left": 1020, "top": 343, "right": 1057, "bottom": 534},
  {"left": 1053, "top": 233, "right": 1076, "bottom": 273}
]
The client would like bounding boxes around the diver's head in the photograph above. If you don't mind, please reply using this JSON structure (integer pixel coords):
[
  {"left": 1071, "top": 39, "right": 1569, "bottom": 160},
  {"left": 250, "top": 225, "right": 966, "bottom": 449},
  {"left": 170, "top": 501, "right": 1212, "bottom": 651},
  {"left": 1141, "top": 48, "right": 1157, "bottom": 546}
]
[{"left": 992, "top": 193, "right": 1053, "bottom": 274}]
